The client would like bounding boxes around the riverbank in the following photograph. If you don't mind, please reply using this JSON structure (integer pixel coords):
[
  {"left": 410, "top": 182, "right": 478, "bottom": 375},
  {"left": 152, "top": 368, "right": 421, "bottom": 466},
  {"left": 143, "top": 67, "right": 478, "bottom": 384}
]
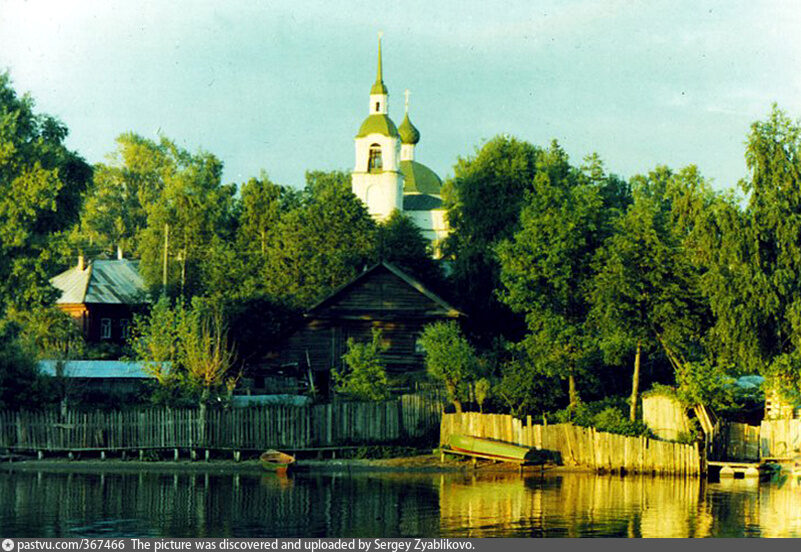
[{"left": 1, "top": 454, "right": 578, "bottom": 474}]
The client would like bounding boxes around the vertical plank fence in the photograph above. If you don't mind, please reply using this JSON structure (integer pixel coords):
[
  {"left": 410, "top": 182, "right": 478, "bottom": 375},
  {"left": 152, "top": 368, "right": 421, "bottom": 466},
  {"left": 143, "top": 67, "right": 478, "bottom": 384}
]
[
  {"left": 0, "top": 394, "right": 442, "bottom": 453},
  {"left": 440, "top": 412, "right": 701, "bottom": 475}
]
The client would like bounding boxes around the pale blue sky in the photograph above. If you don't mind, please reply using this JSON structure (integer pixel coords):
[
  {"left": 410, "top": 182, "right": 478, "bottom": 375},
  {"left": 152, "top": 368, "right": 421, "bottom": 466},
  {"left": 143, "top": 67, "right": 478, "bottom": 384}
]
[{"left": 1, "top": 0, "right": 799, "bottom": 191}]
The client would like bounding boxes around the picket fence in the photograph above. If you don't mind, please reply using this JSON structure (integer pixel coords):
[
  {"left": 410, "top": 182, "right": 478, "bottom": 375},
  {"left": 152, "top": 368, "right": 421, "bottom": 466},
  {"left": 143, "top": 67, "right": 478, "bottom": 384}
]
[
  {"left": 441, "top": 412, "right": 701, "bottom": 475},
  {"left": 0, "top": 394, "right": 442, "bottom": 452}
]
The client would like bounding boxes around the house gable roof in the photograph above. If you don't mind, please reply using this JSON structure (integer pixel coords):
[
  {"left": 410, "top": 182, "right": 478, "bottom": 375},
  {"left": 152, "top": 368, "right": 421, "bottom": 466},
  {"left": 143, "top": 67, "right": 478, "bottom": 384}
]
[
  {"left": 51, "top": 259, "right": 148, "bottom": 305},
  {"left": 307, "top": 261, "right": 461, "bottom": 318}
]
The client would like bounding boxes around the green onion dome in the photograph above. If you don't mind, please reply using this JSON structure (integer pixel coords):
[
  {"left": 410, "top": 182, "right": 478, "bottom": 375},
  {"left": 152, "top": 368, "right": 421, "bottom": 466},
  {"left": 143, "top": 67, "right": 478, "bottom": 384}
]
[
  {"left": 398, "top": 113, "right": 420, "bottom": 145},
  {"left": 356, "top": 114, "right": 399, "bottom": 138}
]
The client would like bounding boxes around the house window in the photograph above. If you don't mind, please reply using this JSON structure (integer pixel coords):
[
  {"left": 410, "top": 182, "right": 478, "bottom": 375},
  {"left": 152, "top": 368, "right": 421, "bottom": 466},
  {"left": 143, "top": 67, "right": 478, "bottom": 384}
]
[
  {"left": 368, "top": 144, "right": 382, "bottom": 172},
  {"left": 120, "top": 319, "right": 131, "bottom": 340},
  {"left": 100, "top": 318, "right": 112, "bottom": 340}
]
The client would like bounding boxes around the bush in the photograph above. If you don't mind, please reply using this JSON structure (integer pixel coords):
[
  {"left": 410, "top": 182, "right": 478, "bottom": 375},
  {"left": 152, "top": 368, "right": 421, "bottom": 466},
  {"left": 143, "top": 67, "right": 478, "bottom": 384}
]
[
  {"left": 334, "top": 329, "right": 390, "bottom": 401},
  {"left": 550, "top": 397, "right": 648, "bottom": 436}
]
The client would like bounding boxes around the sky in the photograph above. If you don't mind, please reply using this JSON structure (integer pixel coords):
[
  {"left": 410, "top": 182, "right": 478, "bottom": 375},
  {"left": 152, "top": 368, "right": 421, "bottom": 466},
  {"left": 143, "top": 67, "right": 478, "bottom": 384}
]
[{"left": 1, "top": 0, "right": 800, "bottom": 191}]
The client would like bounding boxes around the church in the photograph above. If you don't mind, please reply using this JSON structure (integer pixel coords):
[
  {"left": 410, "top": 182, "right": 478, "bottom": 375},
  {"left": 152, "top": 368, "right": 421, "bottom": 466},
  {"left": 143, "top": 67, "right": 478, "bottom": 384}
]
[{"left": 350, "top": 37, "right": 449, "bottom": 254}]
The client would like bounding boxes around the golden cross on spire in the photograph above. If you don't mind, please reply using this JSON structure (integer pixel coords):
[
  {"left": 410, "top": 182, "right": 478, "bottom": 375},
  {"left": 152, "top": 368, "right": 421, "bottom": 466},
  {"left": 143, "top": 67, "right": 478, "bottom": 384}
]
[{"left": 404, "top": 89, "right": 410, "bottom": 113}]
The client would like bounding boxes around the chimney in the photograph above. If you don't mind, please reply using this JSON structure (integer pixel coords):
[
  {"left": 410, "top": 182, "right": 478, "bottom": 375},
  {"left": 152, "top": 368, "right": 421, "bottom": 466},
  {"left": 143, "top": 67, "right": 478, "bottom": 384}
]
[
  {"left": 117, "top": 245, "right": 124, "bottom": 260},
  {"left": 77, "top": 254, "right": 85, "bottom": 271}
]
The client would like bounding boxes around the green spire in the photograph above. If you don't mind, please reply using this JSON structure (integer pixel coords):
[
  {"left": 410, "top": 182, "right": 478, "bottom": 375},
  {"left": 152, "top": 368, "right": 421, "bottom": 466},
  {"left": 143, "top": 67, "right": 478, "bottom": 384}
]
[{"left": 370, "top": 33, "right": 388, "bottom": 95}]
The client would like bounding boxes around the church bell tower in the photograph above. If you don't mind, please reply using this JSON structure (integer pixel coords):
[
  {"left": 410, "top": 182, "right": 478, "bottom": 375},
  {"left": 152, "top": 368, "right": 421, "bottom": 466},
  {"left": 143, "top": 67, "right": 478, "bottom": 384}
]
[{"left": 351, "top": 34, "right": 403, "bottom": 221}]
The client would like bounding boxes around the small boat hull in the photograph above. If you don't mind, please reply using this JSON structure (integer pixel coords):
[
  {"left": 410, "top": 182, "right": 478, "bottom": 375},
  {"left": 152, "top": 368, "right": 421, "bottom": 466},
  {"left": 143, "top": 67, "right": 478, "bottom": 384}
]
[
  {"left": 448, "top": 434, "right": 543, "bottom": 464},
  {"left": 260, "top": 450, "right": 296, "bottom": 473}
]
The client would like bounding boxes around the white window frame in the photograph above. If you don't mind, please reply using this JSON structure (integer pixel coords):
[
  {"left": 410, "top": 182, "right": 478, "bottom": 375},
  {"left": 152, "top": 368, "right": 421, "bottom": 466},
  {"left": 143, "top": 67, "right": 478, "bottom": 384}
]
[{"left": 100, "top": 318, "right": 112, "bottom": 340}]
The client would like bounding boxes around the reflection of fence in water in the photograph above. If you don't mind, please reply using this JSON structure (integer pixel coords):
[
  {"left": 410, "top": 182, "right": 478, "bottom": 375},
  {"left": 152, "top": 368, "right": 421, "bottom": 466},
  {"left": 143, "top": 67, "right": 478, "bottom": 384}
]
[{"left": 437, "top": 473, "right": 708, "bottom": 537}]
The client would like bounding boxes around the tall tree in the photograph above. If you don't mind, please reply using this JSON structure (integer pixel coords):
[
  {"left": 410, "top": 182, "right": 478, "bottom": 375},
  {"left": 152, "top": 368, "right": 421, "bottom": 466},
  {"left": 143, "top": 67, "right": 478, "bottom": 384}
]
[
  {"left": 441, "top": 136, "right": 543, "bottom": 343},
  {"left": 261, "top": 170, "right": 376, "bottom": 307},
  {"left": 80, "top": 133, "right": 173, "bottom": 256},
  {"left": 589, "top": 167, "right": 708, "bottom": 420},
  {"left": 136, "top": 138, "right": 236, "bottom": 298},
  {"left": 0, "top": 73, "right": 92, "bottom": 314},
  {"left": 498, "top": 162, "right": 607, "bottom": 409},
  {"left": 704, "top": 107, "right": 801, "bottom": 401},
  {"left": 374, "top": 209, "right": 443, "bottom": 286}
]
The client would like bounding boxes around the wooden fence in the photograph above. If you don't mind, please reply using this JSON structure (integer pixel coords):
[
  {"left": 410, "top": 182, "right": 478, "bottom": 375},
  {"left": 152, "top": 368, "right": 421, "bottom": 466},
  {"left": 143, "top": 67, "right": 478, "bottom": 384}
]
[
  {"left": 759, "top": 418, "right": 801, "bottom": 459},
  {"left": 441, "top": 412, "right": 701, "bottom": 475},
  {"left": 0, "top": 394, "right": 442, "bottom": 452}
]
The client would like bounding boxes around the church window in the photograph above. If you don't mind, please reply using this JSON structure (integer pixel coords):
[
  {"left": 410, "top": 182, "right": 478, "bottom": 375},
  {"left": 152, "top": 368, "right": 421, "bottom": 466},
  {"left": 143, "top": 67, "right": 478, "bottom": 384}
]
[
  {"left": 375, "top": 101, "right": 380, "bottom": 111},
  {"left": 368, "top": 144, "right": 383, "bottom": 172}
]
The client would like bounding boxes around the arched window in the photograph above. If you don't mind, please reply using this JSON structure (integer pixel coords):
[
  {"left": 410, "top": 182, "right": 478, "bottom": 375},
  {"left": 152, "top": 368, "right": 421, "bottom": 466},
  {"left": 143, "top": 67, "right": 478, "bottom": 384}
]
[{"left": 368, "top": 144, "right": 383, "bottom": 172}]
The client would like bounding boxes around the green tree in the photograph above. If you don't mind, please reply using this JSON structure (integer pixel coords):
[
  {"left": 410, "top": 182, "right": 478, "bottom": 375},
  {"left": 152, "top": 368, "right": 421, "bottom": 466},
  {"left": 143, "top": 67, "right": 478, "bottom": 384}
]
[
  {"left": 442, "top": 136, "right": 543, "bottom": 343},
  {"left": 0, "top": 322, "right": 56, "bottom": 410},
  {"left": 130, "top": 296, "right": 237, "bottom": 409},
  {"left": 80, "top": 133, "right": 172, "bottom": 256},
  {"left": 334, "top": 328, "right": 390, "bottom": 401},
  {"left": 497, "top": 163, "right": 607, "bottom": 409},
  {"left": 136, "top": 138, "right": 236, "bottom": 298},
  {"left": 589, "top": 168, "right": 707, "bottom": 420},
  {"left": 418, "top": 321, "right": 479, "bottom": 412},
  {"left": 701, "top": 107, "right": 801, "bottom": 402},
  {"left": 374, "top": 209, "right": 443, "bottom": 285},
  {"left": 0, "top": 73, "right": 92, "bottom": 314},
  {"left": 262, "top": 170, "right": 376, "bottom": 306}
]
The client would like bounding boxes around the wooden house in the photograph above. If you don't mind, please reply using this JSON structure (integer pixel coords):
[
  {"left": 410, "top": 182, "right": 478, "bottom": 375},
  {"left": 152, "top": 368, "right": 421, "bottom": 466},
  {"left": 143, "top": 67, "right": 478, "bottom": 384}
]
[
  {"left": 50, "top": 256, "right": 148, "bottom": 344},
  {"left": 273, "top": 262, "right": 461, "bottom": 395}
]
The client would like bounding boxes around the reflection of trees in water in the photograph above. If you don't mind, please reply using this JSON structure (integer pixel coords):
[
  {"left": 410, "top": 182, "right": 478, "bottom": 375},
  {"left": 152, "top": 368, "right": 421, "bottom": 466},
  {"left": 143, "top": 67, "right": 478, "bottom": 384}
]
[
  {"left": 2, "top": 470, "right": 801, "bottom": 537},
  {"left": 0, "top": 471, "right": 440, "bottom": 537}
]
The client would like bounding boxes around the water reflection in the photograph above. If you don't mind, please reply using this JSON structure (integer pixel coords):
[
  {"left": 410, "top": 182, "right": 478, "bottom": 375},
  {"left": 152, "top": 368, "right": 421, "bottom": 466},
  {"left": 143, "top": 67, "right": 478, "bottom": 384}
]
[{"left": 1, "top": 467, "right": 800, "bottom": 537}]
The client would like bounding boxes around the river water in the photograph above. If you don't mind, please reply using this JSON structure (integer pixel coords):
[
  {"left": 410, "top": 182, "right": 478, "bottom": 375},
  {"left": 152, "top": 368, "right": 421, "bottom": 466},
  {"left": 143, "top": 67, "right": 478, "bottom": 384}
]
[{"left": 0, "top": 468, "right": 799, "bottom": 538}]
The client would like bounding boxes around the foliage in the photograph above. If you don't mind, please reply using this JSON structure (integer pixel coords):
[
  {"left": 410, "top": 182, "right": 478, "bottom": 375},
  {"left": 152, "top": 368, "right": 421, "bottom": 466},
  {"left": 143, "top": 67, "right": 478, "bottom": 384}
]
[
  {"left": 130, "top": 296, "right": 237, "bottom": 407},
  {"left": 550, "top": 398, "right": 648, "bottom": 437},
  {"left": 419, "top": 321, "right": 480, "bottom": 412},
  {"left": 334, "top": 328, "right": 390, "bottom": 401},
  {"left": 441, "top": 136, "right": 543, "bottom": 343},
  {"left": 374, "top": 210, "right": 443, "bottom": 286},
  {"left": 0, "top": 73, "right": 92, "bottom": 314},
  {"left": 0, "top": 322, "right": 57, "bottom": 410},
  {"left": 494, "top": 344, "right": 562, "bottom": 416},
  {"left": 474, "top": 378, "right": 491, "bottom": 413},
  {"left": 699, "top": 107, "right": 801, "bottom": 401},
  {"left": 261, "top": 170, "right": 377, "bottom": 307},
  {"left": 135, "top": 137, "right": 236, "bottom": 298},
  {"left": 8, "top": 306, "right": 85, "bottom": 360},
  {"left": 497, "top": 149, "right": 614, "bottom": 407}
]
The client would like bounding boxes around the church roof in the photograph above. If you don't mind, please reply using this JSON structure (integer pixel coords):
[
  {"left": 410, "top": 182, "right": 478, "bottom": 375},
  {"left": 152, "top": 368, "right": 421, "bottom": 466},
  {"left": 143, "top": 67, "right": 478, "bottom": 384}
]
[
  {"left": 400, "top": 160, "right": 442, "bottom": 195},
  {"left": 403, "top": 193, "right": 443, "bottom": 211},
  {"left": 398, "top": 113, "right": 420, "bottom": 145},
  {"left": 51, "top": 259, "right": 148, "bottom": 305},
  {"left": 356, "top": 114, "right": 399, "bottom": 138}
]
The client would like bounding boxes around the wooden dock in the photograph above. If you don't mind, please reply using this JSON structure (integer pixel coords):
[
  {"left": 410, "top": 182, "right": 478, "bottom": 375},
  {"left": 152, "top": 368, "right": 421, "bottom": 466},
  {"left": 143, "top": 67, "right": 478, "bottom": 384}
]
[{"left": 707, "top": 460, "right": 763, "bottom": 478}]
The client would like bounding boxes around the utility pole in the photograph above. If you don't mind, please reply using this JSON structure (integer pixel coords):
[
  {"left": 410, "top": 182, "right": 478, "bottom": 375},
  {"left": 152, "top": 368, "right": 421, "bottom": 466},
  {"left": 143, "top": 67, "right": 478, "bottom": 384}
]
[{"left": 162, "top": 222, "right": 169, "bottom": 294}]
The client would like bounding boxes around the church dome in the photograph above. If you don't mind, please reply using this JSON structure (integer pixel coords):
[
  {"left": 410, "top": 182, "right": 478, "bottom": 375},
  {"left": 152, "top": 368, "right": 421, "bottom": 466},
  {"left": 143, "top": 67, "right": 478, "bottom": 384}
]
[
  {"left": 356, "top": 114, "right": 399, "bottom": 138},
  {"left": 398, "top": 113, "right": 420, "bottom": 145},
  {"left": 400, "top": 160, "right": 442, "bottom": 195}
]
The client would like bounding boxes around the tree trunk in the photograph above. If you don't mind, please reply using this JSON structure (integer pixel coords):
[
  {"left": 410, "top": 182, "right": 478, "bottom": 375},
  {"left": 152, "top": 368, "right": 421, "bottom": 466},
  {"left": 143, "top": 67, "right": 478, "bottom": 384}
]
[
  {"left": 452, "top": 399, "right": 463, "bottom": 414},
  {"left": 630, "top": 339, "right": 642, "bottom": 421},
  {"left": 568, "top": 373, "right": 579, "bottom": 411}
]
